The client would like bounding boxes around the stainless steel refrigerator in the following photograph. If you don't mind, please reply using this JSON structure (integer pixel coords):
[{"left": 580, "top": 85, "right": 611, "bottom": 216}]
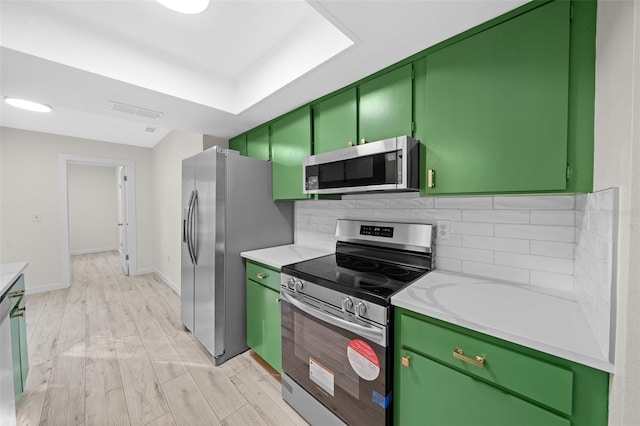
[{"left": 181, "top": 147, "right": 293, "bottom": 365}]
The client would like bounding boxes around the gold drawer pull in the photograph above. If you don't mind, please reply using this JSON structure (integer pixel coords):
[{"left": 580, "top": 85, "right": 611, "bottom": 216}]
[
  {"left": 256, "top": 273, "right": 267, "bottom": 280},
  {"left": 453, "top": 348, "right": 485, "bottom": 368},
  {"left": 9, "top": 290, "right": 25, "bottom": 298},
  {"left": 427, "top": 169, "right": 436, "bottom": 188},
  {"left": 11, "top": 307, "right": 26, "bottom": 318},
  {"left": 401, "top": 356, "right": 410, "bottom": 367},
  {"left": 348, "top": 141, "right": 353, "bottom": 147}
]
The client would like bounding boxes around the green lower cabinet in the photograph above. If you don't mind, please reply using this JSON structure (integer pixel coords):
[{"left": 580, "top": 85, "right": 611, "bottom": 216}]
[
  {"left": 394, "top": 308, "right": 609, "bottom": 426},
  {"left": 423, "top": 0, "right": 571, "bottom": 194},
  {"left": 271, "top": 107, "right": 311, "bottom": 200},
  {"left": 229, "top": 134, "right": 247, "bottom": 156},
  {"left": 246, "top": 262, "right": 282, "bottom": 372},
  {"left": 397, "top": 348, "right": 569, "bottom": 426},
  {"left": 8, "top": 274, "right": 28, "bottom": 401}
]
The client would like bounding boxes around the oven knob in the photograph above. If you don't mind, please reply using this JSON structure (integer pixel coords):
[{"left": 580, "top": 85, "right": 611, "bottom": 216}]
[
  {"left": 341, "top": 297, "right": 354, "bottom": 312},
  {"left": 355, "top": 302, "right": 367, "bottom": 318},
  {"left": 286, "top": 278, "right": 295, "bottom": 290},
  {"left": 295, "top": 280, "right": 304, "bottom": 292}
]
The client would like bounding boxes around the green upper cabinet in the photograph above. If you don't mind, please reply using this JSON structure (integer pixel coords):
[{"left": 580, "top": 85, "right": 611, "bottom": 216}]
[
  {"left": 423, "top": 0, "right": 571, "bottom": 194},
  {"left": 271, "top": 106, "right": 311, "bottom": 200},
  {"left": 246, "top": 126, "right": 270, "bottom": 161},
  {"left": 229, "top": 134, "right": 247, "bottom": 156},
  {"left": 359, "top": 64, "right": 413, "bottom": 143},
  {"left": 313, "top": 88, "right": 358, "bottom": 154}
]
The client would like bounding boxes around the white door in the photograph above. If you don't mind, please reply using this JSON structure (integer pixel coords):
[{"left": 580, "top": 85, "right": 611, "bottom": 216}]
[{"left": 118, "top": 166, "right": 129, "bottom": 275}]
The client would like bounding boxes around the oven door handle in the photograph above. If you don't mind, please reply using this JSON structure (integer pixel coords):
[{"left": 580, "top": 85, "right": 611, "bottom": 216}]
[{"left": 281, "top": 291, "right": 386, "bottom": 346}]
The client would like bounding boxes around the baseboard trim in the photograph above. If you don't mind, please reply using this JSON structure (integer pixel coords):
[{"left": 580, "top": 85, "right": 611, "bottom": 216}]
[
  {"left": 153, "top": 269, "right": 180, "bottom": 296},
  {"left": 132, "top": 267, "right": 155, "bottom": 276},
  {"left": 25, "top": 282, "right": 69, "bottom": 295},
  {"left": 70, "top": 247, "right": 118, "bottom": 255}
]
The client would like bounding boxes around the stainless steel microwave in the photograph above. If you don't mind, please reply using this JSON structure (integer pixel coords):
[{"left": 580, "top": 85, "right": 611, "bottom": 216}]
[{"left": 303, "top": 135, "right": 420, "bottom": 194}]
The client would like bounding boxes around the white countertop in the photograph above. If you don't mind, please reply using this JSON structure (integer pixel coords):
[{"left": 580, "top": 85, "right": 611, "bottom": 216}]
[
  {"left": 241, "top": 244, "right": 333, "bottom": 270},
  {"left": 1, "top": 262, "right": 28, "bottom": 296},
  {"left": 392, "top": 270, "right": 614, "bottom": 373}
]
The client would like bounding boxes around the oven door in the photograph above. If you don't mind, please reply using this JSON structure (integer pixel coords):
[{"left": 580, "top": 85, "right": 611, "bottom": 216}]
[{"left": 281, "top": 294, "right": 391, "bottom": 426}]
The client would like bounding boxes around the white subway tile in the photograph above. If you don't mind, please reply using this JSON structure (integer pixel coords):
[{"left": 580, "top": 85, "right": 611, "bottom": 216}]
[
  {"left": 462, "top": 235, "right": 529, "bottom": 253},
  {"left": 436, "top": 234, "right": 462, "bottom": 247},
  {"left": 295, "top": 200, "right": 317, "bottom": 209},
  {"left": 530, "top": 271, "right": 574, "bottom": 292},
  {"left": 462, "top": 261, "right": 530, "bottom": 284},
  {"left": 575, "top": 194, "right": 587, "bottom": 212},
  {"left": 372, "top": 209, "right": 412, "bottom": 219},
  {"left": 596, "top": 187, "right": 617, "bottom": 212},
  {"left": 355, "top": 198, "right": 391, "bottom": 208},
  {"left": 450, "top": 222, "right": 494, "bottom": 236},
  {"left": 393, "top": 197, "right": 435, "bottom": 209},
  {"left": 437, "top": 246, "right": 493, "bottom": 263},
  {"left": 434, "top": 196, "right": 493, "bottom": 209},
  {"left": 586, "top": 210, "right": 614, "bottom": 240},
  {"left": 434, "top": 257, "right": 462, "bottom": 272},
  {"left": 494, "top": 195, "right": 575, "bottom": 210},
  {"left": 411, "top": 209, "right": 462, "bottom": 222},
  {"left": 495, "top": 224, "right": 574, "bottom": 242},
  {"left": 296, "top": 222, "right": 315, "bottom": 231},
  {"left": 495, "top": 252, "right": 574, "bottom": 275},
  {"left": 342, "top": 209, "right": 373, "bottom": 219},
  {"left": 530, "top": 241, "right": 574, "bottom": 259},
  {"left": 575, "top": 210, "right": 587, "bottom": 231},
  {"left": 530, "top": 210, "right": 575, "bottom": 226},
  {"left": 315, "top": 224, "right": 336, "bottom": 234},
  {"left": 311, "top": 215, "right": 329, "bottom": 225},
  {"left": 462, "top": 209, "right": 529, "bottom": 224}
]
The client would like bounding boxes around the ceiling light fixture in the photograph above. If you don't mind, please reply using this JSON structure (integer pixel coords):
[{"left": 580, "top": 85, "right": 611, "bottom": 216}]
[
  {"left": 155, "top": 0, "right": 210, "bottom": 14},
  {"left": 4, "top": 97, "right": 52, "bottom": 113}
]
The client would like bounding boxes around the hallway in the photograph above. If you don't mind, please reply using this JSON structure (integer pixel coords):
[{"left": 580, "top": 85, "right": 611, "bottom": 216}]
[{"left": 17, "top": 251, "right": 306, "bottom": 425}]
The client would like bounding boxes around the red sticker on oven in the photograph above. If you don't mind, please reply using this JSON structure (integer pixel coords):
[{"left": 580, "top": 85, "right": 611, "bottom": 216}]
[{"left": 347, "top": 339, "right": 380, "bottom": 381}]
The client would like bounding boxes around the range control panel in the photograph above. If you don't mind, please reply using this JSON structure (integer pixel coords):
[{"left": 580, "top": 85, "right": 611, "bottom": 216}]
[{"left": 360, "top": 225, "right": 394, "bottom": 238}]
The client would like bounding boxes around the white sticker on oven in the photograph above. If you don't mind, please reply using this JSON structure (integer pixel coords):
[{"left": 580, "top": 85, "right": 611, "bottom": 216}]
[
  {"left": 309, "top": 358, "right": 335, "bottom": 397},
  {"left": 347, "top": 339, "right": 380, "bottom": 381}
]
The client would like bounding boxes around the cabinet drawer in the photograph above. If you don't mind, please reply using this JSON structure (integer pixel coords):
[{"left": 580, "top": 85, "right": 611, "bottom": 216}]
[
  {"left": 399, "top": 313, "right": 573, "bottom": 416},
  {"left": 246, "top": 261, "right": 280, "bottom": 291}
]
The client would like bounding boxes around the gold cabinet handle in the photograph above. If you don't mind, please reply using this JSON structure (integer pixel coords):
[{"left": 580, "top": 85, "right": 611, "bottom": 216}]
[
  {"left": 348, "top": 141, "right": 353, "bottom": 147},
  {"left": 401, "top": 356, "right": 410, "bottom": 367},
  {"left": 360, "top": 138, "right": 366, "bottom": 145},
  {"left": 8, "top": 290, "right": 25, "bottom": 298},
  {"left": 276, "top": 298, "right": 281, "bottom": 303},
  {"left": 427, "top": 169, "right": 436, "bottom": 188},
  {"left": 453, "top": 348, "right": 485, "bottom": 368},
  {"left": 256, "top": 273, "right": 267, "bottom": 280},
  {"left": 11, "top": 307, "right": 26, "bottom": 318}
]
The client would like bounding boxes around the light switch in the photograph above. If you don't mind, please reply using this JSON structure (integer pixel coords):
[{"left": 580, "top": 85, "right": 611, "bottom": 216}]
[{"left": 32, "top": 214, "right": 42, "bottom": 222}]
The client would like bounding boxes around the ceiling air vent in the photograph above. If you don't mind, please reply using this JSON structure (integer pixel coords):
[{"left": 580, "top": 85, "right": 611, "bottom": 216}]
[{"left": 109, "top": 101, "right": 163, "bottom": 119}]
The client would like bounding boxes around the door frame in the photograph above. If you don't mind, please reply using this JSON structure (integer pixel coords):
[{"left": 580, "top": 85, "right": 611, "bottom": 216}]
[{"left": 58, "top": 154, "right": 138, "bottom": 287}]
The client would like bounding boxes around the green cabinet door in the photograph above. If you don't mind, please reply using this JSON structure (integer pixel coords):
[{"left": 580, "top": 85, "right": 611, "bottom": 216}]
[
  {"left": 313, "top": 88, "right": 357, "bottom": 154},
  {"left": 424, "top": 0, "right": 571, "bottom": 194},
  {"left": 229, "top": 134, "right": 247, "bottom": 156},
  {"left": 246, "top": 279, "right": 282, "bottom": 372},
  {"left": 359, "top": 64, "right": 413, "bottom": 143},
  {"left": 246, "top": 126, "right": 270, "bottom": 161},
  {"left": 271, "top": 107, "right": 311, "bottom": 200},
  {"left": 395, "top": 348, "right": 570, "bottom": 426}
]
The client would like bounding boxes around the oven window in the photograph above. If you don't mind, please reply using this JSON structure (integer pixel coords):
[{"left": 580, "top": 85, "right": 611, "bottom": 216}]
[{"left": 281, "top": 300, "right": 389, "bottom": 426}]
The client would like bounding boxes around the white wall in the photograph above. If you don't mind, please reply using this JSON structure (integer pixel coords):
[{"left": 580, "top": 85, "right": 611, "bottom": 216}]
[
  {"left": 594, "top": 0, "right": 640, "bottom": 424},
  {"left": 0, "top": 127, "right": 154, "bottom": 293},
  {"left": 151, "top": 129, "right": 203, "bottom": 292},
  {"left": 67, "top": 164, "right": 119, "bottom": 254}
]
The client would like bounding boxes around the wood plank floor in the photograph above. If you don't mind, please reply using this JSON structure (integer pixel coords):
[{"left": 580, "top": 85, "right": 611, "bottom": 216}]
[{"left": 17, "top": 251, "right": 308, "bottom": 426}]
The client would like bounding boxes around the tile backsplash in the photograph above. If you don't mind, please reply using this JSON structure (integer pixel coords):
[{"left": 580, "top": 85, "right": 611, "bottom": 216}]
[
  {"left": 295, "top": 193, "right": 577, "bottom": 291},
  {"left": 294, "top": 189, "right": 618, "bottom": 361}
]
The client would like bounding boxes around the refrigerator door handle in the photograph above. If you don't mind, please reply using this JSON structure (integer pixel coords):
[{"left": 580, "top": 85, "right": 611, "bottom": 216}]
[
  {"left": 191, "top": 190, "right": 199, "bottom": 265},
  {"left": 186, "top": 190, "right": 196, "bottom": 265}
]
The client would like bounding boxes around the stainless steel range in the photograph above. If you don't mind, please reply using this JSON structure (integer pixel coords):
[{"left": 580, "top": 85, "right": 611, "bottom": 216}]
[{"left": 280, "top": 219, "right": 434, "bottom": 426}]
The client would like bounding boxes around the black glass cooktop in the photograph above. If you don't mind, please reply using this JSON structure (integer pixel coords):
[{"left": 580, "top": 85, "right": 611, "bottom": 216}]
[{"left": 282, "top": 252, "right": 430, "bottom": 304}]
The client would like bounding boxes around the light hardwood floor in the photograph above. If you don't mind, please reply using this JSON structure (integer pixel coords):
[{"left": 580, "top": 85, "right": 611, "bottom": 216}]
[{"left": 17, "top": 251, "right": 308, "bottom": 426}]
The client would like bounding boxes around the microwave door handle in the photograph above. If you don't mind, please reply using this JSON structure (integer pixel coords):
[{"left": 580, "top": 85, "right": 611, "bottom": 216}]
[{"left": 280, "top": 291, "right": 385, "bottom": 346}]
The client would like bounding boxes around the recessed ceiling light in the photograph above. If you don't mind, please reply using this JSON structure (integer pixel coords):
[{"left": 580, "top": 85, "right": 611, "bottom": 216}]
[
  {"left": 4, "top": 97, "right": 52, "bottom": 113},
  {"left": 155, "top": 0, "right": 210, "bottom": 14}
]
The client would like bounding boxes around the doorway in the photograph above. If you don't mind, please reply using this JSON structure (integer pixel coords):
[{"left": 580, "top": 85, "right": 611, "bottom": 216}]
[{"left": 58, "top": 154, "right": 138, "bottom": 287}]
